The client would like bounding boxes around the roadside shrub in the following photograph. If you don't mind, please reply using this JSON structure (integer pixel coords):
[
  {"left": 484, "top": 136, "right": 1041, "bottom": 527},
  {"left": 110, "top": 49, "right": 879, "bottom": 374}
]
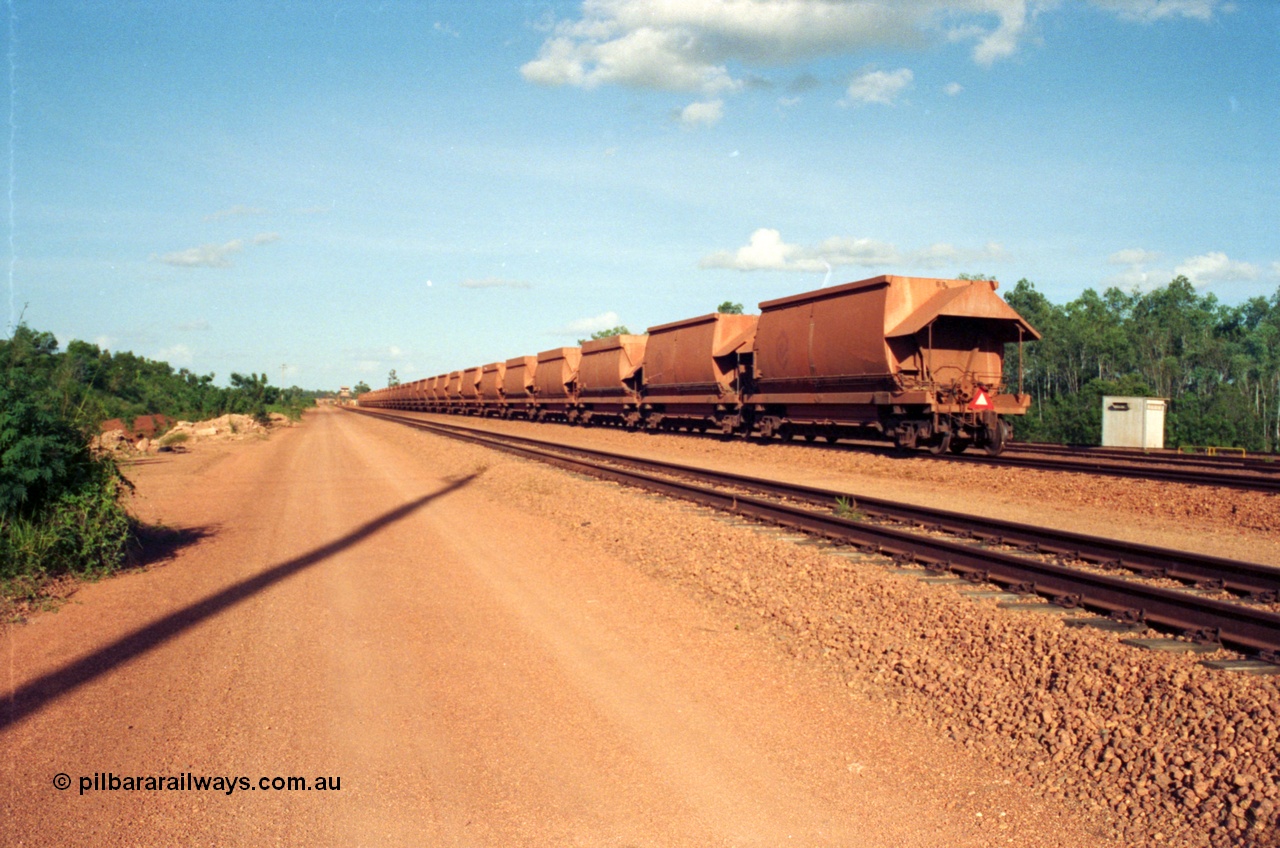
[
  {"left": 0, "top": 464, "right": 131, "bottom": 581},
  {"left": 0, "top": 337, "right": 133, "bottom": 587},
  {"left": 0, "top": 372, "right": 99, "bottom": 517}
]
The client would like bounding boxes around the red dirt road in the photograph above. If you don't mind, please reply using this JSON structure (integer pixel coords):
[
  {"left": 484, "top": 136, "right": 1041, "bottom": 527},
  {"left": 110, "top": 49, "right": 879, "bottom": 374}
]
[{"left": 2, "top": 409, "right": 1097, "bottom": 846}]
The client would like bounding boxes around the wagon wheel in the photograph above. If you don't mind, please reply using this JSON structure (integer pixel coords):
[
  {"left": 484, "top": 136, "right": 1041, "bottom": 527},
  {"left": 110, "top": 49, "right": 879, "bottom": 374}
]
[
  {"left": 984, "top": 418, "right": 1009, "bottom": 456},
  {"left": 927, "top": 432, "right": 952, "bottom": 456},
  {"left": 948, "top": 439, "right": 970, "bottom": 455}
]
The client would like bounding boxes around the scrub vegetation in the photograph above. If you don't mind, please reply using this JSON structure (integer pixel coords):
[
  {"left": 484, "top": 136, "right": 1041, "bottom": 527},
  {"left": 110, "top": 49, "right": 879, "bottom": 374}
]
[
  {"left": 0, "top": 324, "right": 318, "bottom": 607},
  {"left": 1005, "top": 276, "right": 1280, "bottom": 452}
]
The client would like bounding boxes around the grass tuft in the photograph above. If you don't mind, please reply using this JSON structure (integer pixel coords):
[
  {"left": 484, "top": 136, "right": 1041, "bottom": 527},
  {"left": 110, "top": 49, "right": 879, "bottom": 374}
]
[{"left": 833, "top": 496, "right": 865, "bottom": 521}]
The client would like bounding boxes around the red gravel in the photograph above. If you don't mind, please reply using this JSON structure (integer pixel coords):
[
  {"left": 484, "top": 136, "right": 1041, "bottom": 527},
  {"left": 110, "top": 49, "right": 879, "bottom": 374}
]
[{"left": 386, "top": 411, "right": 1280, "bottom": 846}]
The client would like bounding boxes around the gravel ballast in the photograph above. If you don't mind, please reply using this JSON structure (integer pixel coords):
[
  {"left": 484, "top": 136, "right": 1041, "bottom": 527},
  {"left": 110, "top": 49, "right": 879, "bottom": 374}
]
[
  {"left": 408, "top": 413, "right": 1280, "bottom": 568},
  {"left": 383, "top": 414, "right": 1280, "bottom": 847}
]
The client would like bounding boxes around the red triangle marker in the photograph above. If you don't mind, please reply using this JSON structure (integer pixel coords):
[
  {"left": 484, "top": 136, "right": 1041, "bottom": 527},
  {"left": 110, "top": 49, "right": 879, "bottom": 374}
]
[{"left": 968, "top": 388, "right": 991, "bottom": 411}]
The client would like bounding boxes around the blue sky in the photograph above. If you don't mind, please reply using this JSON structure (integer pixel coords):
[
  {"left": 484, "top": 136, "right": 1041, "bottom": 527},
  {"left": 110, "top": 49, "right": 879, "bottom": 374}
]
[{"left": 10, "top": 1, "right": 1278, "bottom": 390}]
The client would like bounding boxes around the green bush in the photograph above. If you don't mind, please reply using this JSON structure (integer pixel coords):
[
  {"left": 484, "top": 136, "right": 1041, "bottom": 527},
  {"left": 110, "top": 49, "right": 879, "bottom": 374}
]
[
  {"left": 0, "top": 465, "right": 131, "bottom": 582},
  {"left": 0, "top": 326, "right": 133, "bottom": 588},
  {"left": 0, "top": 372, "right": 99, "bottom": 517}
]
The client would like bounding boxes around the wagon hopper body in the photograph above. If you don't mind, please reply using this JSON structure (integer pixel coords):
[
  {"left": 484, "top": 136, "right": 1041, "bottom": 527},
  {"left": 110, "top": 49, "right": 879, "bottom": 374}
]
[
  {"left": 479, "top": 362, "right": 507, "bottom": 416},
  {"left": 503, "top": 356, "right": 539, "bottom": 419},
  {"left": 357, "top": 274, "right": 1039, "bottom": 454},
  {"left": 577, "top": 334, "right": 647, "bottom": 427},
  {"left": 751, "top": 275, "right": 1038, "bottom": 452},
  {"left": 642, "top": 312, "right": 757, "bottom": 434},
  {"left": 533, "top": 347, "right": 582, "bottom": 422}
]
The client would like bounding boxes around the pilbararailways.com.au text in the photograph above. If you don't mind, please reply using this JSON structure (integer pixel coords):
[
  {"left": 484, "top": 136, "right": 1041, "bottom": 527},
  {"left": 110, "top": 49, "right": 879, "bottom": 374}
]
[{"left": 59, "top": 772, "right": 341, "bottom": 796}]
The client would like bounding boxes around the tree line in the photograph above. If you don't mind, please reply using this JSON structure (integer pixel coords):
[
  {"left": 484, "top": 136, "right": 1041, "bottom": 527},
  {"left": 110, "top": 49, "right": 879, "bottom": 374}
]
[
  {"left": 0, "top": 324, "right": 320, "bottom": 594},
  {"left": 1002, "top": 276, "right": 1280, "bottom": 452},
  {"left": 4, "top": 326, "right": 319, "bottom": 430}
]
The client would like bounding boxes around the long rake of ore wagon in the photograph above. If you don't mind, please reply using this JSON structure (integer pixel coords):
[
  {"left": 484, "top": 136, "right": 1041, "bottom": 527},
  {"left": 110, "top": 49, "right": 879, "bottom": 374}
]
[
  {"left": 350, "top": 408, "right": 1280, "bottom": 663},
  {"left": 357, "top": 274, "right": 1042, "bottom": 457}
]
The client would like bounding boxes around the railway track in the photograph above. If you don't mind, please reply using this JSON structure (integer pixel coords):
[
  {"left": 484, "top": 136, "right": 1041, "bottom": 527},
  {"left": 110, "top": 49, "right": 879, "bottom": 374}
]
[
  {"left": 992, "top": 443, "right": 1280, "bottom": 492},
  {"left": 942, "top": 450, "right": 1280, "bottom": 494},
  {"left": 834, "top": 438, "right": 1280, "bottom": 493},
  {"left": 1008, "top": 441, "right": 1280, "bottom": 475},
  {"left": 351, "top": 408, "right": 1280, "bottom": 664}
]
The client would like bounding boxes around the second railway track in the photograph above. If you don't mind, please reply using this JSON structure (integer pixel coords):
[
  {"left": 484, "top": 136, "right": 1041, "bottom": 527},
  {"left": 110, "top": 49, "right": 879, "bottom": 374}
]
[
  {"left": 352, "top": 408, "right": 1280, "bottom": 664},
  {"left": 965, "top": 446, "right": 1280, "bottom": 494}
]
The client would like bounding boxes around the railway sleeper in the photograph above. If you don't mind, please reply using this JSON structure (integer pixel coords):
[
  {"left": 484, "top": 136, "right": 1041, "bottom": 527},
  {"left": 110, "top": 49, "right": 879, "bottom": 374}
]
[
  {"left": 1182, "top": 626, "right": 1223, "bottom": 646},
  {"left": 1109, "top": 608, "right": 1146, "bottom": 624}
]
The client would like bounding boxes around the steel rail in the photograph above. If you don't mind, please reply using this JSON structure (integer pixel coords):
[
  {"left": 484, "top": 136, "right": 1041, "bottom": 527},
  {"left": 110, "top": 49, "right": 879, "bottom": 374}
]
[
  {"left": 358, "top": 411, "right": 1280, "bottom": 599},
  {"left": 352, "top": 408, "right": 1280, "bottom": 660},
  {"left": 1008, "top": 442, "right": 1280, "bottom": 474},
  {"left": 960, "top": 451, "right": 1280, "bottom": 493},
  {"left": 359, "top": 405, "right": 1280, "bottom": 492}
]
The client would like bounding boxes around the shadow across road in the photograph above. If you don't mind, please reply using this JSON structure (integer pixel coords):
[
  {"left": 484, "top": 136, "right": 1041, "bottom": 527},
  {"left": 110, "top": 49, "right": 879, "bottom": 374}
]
[
  {"left": 127, "top": 522, "right": 217, "bottom": 569},
  {"left": 1, "top": 474, "right": 478, "bottom": 732}
]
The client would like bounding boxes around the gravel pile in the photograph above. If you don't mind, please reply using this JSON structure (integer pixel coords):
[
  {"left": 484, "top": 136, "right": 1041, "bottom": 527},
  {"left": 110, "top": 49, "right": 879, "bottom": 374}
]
[{"left": 408, "top": 425, "right": 1280, "bottom": 848}]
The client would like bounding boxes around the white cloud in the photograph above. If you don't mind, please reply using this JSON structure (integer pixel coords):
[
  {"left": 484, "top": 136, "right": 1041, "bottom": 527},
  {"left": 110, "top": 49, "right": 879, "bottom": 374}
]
[
  {"left": 203, "top": 205, "right": 267, "bottom": 222},
  {"left": 521, "top": 29, "right": 736, "bottom": 92},
  {"left": 699, "top": 228, "right": 1006, "bottom": 273},
  {"left": 967, "top": 3, "right": 1027, "bottom": 65},
  {"left": 1087, "top": 0, "right": 1225, "bottom": 22},
  {"left": 522, "top": 1, "right": 1228, "bottom": 106},
  {"left": 944, "top": 81, "right": 963, "bottom": 96},
  {"left": 1108, "top": 248, "right": 1161, "bottom": 265},
  {"left": 459, "top": 277, "right": 533, "bottom": 289},
  {"left": 1106, "top": 267, "right": 1164, "bottom": 289},
  {"left": 679, "top": 99, "right": 725, "bottom": 126},
  {"left": 700, "top": 228, "right": 802, "bottom": 271},
  {"left": 156, "top": 240, "right": 244, "bottom": 268},
  {"left": 1174, "top": 252, "right": 1259, "bottom": 286},
  {"left": 156, "top": 344, "right": 193, "bottom": 366},
  {"left": 844, "top": 68, "right": 912, "bottom": 106},
  {"left": 552, "top": 310, "right": 623, "bottom": 336},
  {"left": 1106, "top": 248, "right": 1262, "bottom": 289},
  {"left": 155, "top": 231, "right": 281, "bottom": 268},
  {"left": 522, "top": 0, "right": 935, "bottom": 93}
]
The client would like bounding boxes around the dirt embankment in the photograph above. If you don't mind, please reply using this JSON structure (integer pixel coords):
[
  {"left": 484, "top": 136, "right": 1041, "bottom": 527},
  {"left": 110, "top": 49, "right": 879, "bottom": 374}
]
[{"left": 96, "top": 412, "right": 295, "bottom": 455}]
